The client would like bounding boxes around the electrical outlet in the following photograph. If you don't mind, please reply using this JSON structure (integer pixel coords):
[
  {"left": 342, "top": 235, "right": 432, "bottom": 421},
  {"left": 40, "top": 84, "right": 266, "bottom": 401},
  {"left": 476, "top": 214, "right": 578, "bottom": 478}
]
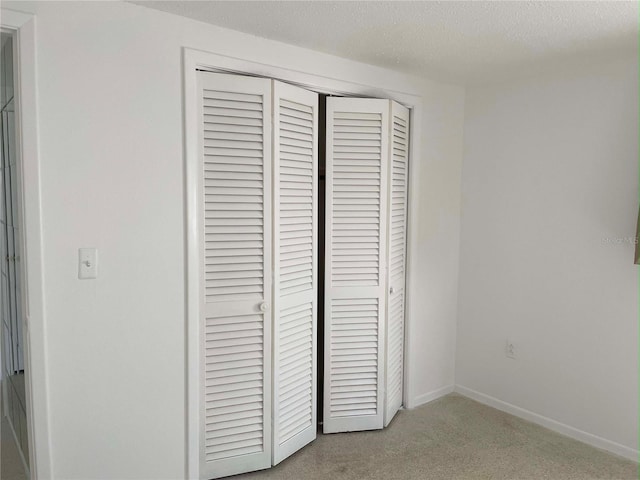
[{"left": 505, "top": 339, "right": 515, "bottom": 359}]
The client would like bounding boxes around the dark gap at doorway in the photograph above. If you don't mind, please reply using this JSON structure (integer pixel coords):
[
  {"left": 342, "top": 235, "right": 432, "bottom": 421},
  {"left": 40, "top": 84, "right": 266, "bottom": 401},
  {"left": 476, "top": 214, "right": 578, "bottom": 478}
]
[{"left": 317, "top": 93, "right": 326, "bottom": 426}]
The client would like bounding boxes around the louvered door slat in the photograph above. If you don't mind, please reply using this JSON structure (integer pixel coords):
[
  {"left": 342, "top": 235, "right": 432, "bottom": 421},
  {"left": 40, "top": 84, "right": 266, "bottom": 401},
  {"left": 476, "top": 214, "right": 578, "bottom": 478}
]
[
  {"left": 272, "top": 82, "right": 318, "bottom": 465},
  {"left": 384, "top": 103, "right": 410, "bottom": 426},
  {"left": 330, "top": 298, "right": 380, "bottom": 419},
  {"left": 324, "top": 98, "right": 389, "bottom": 434},
  {"left": 197, "top": 72, "right": 272, "bottom": 480}
]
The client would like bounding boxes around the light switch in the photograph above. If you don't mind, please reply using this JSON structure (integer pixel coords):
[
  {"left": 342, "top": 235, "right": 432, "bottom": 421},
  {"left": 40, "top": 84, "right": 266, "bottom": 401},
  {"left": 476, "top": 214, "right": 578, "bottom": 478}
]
[{"left": 78, "top": 248, "right": 98, "bottom": 279}]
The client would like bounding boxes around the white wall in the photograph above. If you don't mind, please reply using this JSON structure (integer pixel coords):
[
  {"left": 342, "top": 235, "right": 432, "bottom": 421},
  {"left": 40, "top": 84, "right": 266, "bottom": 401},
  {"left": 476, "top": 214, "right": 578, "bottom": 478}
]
[
  {"left": 3, "top": 2, "right": 464, "bottom": 478},
  {"left": 406, "top": 85, "right": 464, "bottom": 405},
  {"left": 457, "top": 54, "right": 639, "bottom": 459}
]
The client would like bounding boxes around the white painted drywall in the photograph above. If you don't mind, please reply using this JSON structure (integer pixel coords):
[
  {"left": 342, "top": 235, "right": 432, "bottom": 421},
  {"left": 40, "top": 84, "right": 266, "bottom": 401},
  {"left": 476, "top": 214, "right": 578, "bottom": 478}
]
[
  {"left": 1, "top": 1, "right": 463, "bottom": 478},
  {"left": 406, "top": 85, "right": 464, "bottom": 406},
  {"left": 457, "top": 54, "right": 639, "bottom": 457}
]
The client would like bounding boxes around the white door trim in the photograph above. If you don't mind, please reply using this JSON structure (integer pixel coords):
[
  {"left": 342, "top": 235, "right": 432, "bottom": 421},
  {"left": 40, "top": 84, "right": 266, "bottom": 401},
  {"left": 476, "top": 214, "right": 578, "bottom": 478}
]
[
  {"left": 1, "top": 8, "right": 52, "bottom": 480},
  {"left": 184, "top": 47, "right": 422, "bottom": 480}
]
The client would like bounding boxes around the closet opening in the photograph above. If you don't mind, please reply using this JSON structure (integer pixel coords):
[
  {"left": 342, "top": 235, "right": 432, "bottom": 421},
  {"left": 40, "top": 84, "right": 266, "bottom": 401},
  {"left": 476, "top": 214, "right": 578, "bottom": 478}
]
[{"left": 186, "top": 64, "right": 411, "bottom": 478}]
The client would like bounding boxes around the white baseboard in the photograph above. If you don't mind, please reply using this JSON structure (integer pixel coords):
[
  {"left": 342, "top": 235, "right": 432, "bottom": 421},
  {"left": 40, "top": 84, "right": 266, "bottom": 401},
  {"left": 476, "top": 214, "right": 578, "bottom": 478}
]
[
  {"left": 408, "top": 384, "right": 455, "bottom": 409},
  {"left": 455, "top": 385, "right": 639, "bottom": 463}
]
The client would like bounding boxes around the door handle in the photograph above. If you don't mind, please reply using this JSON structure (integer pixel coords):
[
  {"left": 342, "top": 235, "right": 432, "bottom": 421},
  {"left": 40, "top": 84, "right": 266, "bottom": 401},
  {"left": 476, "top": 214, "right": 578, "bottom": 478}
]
[
  {"left": 259, "top": 302, "right": 269, "bottom": 312},
  {"left": 389, "top": 286, "right": 396, "bottom": 294}
]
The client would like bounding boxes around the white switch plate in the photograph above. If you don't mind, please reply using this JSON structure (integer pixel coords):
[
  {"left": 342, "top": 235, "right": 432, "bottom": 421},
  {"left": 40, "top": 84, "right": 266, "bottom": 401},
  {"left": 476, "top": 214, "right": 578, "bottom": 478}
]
[{"left": 78, "top": 248, "right": 98, "bottom": 279}]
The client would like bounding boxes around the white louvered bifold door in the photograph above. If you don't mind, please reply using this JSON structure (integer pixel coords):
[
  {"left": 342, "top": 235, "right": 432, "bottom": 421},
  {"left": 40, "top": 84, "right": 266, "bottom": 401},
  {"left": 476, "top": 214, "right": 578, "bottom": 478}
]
[
  {"left": 324, "top": 98, "right": 389, "bottom": 433},
  {"left": 196, "top": 72, "right": 272, "bottom": 479},
  {"left": 384, "top": 102, "right": 410, "bottom": 426},
  {"left": 272, "top": 81, "right": 318, "bottom": 464}
]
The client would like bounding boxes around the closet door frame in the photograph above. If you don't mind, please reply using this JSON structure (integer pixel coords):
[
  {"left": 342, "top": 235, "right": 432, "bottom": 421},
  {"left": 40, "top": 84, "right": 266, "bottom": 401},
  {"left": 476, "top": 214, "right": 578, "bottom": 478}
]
[{"left": 184, "top": 48, "right": 422, "bottom": 480}]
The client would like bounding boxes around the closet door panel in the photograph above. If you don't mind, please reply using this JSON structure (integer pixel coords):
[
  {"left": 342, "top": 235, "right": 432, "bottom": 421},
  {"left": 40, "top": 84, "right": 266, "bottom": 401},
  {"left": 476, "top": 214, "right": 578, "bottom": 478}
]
[
  {"left": 272, "top": 81, "right": 318, "bottom": 464},
  {"left": 324, "top": 98, "right": 389, "bottom": 433},
  {"left": 197, "top": 72, "right": 272, "bottom": 479},
  {"left": 384, "top": 102, "right": 410, "bottom": 426}
]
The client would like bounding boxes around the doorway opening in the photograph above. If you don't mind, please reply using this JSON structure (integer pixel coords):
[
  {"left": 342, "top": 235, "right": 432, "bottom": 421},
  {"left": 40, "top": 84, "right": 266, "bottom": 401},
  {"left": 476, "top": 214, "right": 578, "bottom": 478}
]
[{"left": 1, "top": 28, "right": 30, "bottom": 479}]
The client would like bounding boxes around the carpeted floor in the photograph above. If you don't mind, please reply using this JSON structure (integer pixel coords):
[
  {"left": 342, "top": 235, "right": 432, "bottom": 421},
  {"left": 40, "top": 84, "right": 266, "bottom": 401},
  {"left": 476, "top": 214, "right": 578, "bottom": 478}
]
[
  {"left": 236, "top": 393, "right": 638, "bottom": 480},
  {"left": 1, "top": 411, "right": 28, "bottom": 480}
]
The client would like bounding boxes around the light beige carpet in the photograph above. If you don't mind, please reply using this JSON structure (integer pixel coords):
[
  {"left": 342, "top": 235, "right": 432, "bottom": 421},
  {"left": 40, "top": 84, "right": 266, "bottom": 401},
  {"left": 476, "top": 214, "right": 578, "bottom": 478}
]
[{"left": 237, "top": 393, "right": 638, "bottom": 480}]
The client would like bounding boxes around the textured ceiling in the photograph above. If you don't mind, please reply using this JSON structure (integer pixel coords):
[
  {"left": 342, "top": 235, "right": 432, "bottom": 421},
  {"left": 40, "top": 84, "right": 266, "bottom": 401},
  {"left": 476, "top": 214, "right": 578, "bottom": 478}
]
[{"left": 130, "top": 1, "right": 639, "bottom": 84}]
